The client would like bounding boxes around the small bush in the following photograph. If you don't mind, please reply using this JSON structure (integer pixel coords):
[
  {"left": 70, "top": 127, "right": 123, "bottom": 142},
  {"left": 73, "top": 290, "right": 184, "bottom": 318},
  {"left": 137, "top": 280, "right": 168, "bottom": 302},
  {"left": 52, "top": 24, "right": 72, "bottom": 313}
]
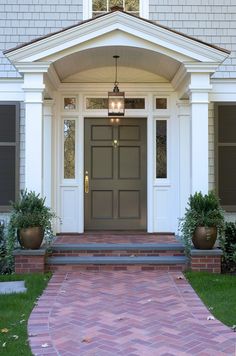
[
  {"left": 220, "top": 222, "right": 236, "bottom": 273},
  {"left": 0, "top": 220, "right": 13, "bottom": 274}
]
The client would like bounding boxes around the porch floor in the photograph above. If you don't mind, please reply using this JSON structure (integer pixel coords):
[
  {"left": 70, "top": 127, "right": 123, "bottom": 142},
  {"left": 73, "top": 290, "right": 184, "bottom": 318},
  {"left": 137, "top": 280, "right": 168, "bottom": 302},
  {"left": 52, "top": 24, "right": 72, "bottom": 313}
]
[
  {"left": 28, "top": 271, "right": 236, "bottom": 356},
  {"left": 54, "top": 232, "right": 178, "bottom": 244}
]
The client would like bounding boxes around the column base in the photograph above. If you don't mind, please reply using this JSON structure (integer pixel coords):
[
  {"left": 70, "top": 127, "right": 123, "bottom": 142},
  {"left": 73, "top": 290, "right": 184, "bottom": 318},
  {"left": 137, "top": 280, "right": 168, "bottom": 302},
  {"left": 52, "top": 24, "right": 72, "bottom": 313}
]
[
  {"left": 13, "top": 249, "right": 46, "bottom": 274},
  {"left": 190, "top": 248, "right": 223, "bottom": 273}
]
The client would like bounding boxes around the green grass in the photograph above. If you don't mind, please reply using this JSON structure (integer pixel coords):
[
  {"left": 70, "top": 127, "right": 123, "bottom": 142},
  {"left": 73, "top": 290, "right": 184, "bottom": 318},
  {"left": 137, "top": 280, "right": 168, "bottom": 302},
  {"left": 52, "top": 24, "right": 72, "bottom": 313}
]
[
  {"left": 0, "top": 273, "right": 51, "bottom": 355},
  {"left": 185, "top": 271, "right": 236, "bottom": 327}
]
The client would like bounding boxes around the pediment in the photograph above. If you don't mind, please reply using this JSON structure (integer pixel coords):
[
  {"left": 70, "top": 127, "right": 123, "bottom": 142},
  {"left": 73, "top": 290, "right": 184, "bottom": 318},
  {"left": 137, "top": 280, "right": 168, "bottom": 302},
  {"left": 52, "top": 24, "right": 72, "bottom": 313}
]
[{"left": 5, "top": 10, "right": 229, "bottom": 66}]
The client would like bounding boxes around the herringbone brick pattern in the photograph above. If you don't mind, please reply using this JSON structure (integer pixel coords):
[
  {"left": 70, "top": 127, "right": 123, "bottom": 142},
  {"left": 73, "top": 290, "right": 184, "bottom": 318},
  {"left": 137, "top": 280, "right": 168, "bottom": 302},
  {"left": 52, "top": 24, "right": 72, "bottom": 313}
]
[{"left": 28, "top": 271, "right": 236, "bottom": 356}]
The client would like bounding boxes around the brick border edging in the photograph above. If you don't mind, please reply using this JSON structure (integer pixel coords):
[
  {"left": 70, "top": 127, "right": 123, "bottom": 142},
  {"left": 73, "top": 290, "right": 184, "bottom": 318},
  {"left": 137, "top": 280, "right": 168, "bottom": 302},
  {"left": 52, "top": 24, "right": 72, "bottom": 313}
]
[
  {"left": 190, "top": 248, "right": 223, "bottom": 273},
  {"left": 13, "top": 248, "right": 47, "bottom": 273}
]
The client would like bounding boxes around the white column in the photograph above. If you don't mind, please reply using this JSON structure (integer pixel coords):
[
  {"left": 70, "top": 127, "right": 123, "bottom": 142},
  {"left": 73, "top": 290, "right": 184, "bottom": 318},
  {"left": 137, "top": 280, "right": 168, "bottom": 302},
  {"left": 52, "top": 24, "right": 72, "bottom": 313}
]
[
  {"left": 43, "top": 100, "right": 54, "bottom": 207},
  {"left": 189, "top": 72, "right": 212, "bottom": 194},
  {"left": 22, "top": 73, "right": 45, "bottom": 195},
  {"left": 177, "top": 100, "right": 191, "bottom": 216}
]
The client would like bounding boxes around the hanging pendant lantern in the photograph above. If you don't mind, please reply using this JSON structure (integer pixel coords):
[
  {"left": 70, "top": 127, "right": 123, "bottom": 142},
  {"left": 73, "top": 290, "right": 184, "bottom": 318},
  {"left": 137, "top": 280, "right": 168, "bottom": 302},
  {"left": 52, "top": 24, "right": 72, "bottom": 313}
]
[{"left": 108, "top": 55, "right": 125, "bottom": 117}]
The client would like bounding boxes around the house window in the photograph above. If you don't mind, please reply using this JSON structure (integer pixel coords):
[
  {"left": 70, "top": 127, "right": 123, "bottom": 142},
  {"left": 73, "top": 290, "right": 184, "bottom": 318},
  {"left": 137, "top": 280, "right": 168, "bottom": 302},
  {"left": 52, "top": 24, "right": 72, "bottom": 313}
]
[
  {"left": 156, "top": 120, "right": 167, "bottom": 179},
  {"left": 0, "top": 102, "right": 19, "bottom": 210},
  {"left": 64, "top": 97, "right": 77, "bottom": 111},
  {"left": 217, "top": 105, "right": 236, "bottom": 210},
  {"left": 64, "top": 120, "right": 76, "bottom": 179},
  {"left": 83, "top": 0, "right": 149, "bottom": 20},
  {"left": 156, "top": 98, "right": 167, "bottom": 110},
  {"left": 92, "top": 0, "right": 139, "bottom": 17},
  {"left": 86, "top": 97, "right": 145, "bottom": 110}
]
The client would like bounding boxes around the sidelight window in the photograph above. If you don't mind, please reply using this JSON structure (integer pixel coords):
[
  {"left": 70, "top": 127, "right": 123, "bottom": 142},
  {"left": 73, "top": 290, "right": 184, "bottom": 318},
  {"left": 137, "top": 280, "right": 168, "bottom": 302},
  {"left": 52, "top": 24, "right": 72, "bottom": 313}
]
[
  {"left": 64, "top": 120, "right": 76, "bottom": 179},
  {"left": 156, "top": 120, "right": 167, "bottom": 179}
]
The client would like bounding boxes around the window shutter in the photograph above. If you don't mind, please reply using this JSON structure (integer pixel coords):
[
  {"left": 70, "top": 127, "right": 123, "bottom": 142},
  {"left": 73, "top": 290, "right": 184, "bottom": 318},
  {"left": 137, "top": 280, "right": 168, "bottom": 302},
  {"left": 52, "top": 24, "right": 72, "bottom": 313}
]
[
  {"left": 217, "top": 105, "right": 236, "bottom": 209},
  {"left": 0, "top": 103, "right": 19, "bottom": 209}
]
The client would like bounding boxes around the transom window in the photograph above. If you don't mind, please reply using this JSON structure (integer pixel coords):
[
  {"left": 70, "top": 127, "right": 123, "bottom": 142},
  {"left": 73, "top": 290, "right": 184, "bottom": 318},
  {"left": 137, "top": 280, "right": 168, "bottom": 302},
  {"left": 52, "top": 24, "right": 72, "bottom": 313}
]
[
  {"left": 86, "top": 97, "right": 145, "bottom": 110},
  {"left": 92, "top": 0, "right": 139, "bottom": 17}
]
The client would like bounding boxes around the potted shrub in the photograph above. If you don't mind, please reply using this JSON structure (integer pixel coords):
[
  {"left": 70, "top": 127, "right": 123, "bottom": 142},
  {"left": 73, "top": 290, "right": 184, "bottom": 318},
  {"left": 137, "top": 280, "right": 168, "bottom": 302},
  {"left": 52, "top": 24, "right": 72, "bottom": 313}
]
[
  {"left": 8, "top": 190, "right": 55, "bottom": 250},
  {"left": 180, "top": 191, "right": 225, "bottom": 251}
]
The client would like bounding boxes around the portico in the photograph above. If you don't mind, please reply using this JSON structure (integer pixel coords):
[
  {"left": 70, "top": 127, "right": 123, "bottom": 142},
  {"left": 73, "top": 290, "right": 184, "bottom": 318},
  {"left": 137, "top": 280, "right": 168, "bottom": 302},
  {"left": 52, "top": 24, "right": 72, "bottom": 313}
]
[{"left": 4, "top": 9, "right": 229, "bottom": 233}]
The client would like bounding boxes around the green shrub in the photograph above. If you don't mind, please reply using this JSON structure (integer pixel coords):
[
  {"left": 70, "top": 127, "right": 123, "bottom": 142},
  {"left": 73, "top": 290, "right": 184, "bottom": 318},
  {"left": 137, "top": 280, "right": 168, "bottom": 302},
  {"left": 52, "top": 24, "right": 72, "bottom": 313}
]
[
  {"left": 6, "top": 190, "right": 56, "bottom": 270},
  {"left": 0, "top": 221, "right": 12, "bottom": 274},
  {"left": 220, "top": 221, "right": 236, "bottom": 272},
  {"left": 179, "top": 191, "right": 225, "bottom": 255}
]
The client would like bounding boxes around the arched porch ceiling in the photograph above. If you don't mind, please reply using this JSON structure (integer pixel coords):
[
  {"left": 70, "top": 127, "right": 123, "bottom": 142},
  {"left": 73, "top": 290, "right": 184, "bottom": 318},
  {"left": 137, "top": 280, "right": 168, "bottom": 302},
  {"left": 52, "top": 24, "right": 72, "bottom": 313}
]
[{"left": 55, "top": 46, "right": 180, "bottom": 82}]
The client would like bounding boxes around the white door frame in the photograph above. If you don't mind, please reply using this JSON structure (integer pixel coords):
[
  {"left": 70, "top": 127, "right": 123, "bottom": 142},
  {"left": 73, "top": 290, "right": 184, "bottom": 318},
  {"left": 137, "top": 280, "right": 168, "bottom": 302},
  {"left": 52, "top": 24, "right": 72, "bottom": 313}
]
[{"left": 56, "top": 83, "right": 177, "bottom": 233}]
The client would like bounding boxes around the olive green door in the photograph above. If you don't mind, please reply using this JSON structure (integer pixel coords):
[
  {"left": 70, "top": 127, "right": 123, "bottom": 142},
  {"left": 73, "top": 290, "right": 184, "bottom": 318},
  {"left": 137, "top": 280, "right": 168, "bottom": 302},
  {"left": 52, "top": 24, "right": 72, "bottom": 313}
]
[{"left": 84, "top": 118, "right": 147, "bottom": 230}]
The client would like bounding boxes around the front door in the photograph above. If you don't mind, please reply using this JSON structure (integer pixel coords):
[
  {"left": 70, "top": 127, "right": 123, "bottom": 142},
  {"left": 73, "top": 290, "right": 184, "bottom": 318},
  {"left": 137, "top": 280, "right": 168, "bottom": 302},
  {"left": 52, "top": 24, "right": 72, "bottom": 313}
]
[{"left": 84, "top": 118, "right": 147, "bottom": 230}]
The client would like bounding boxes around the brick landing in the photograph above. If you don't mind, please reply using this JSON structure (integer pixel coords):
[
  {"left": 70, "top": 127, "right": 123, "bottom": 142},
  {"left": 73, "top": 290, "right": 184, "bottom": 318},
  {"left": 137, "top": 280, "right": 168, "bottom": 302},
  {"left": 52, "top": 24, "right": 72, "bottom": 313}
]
[
  {"left": 28, "top": 271, "right": 236, "bottom": 356},
  {"left": 54, "top": 233, "right": 177, "bottom": 244}
]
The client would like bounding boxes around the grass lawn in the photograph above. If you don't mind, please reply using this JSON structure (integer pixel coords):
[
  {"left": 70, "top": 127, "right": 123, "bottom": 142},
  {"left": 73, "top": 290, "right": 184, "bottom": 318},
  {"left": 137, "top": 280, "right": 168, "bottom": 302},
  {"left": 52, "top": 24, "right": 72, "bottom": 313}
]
[
  {"left": 0, "top": 273, "right": 51, "bottom": 355},
  {"left": 186, "top": 271, "right": 236, "bottom": 328}
]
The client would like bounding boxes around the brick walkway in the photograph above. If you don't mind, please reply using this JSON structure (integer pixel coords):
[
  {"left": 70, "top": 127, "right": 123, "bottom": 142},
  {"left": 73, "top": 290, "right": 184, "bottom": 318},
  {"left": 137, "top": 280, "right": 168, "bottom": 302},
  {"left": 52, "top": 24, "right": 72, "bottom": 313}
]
[{"left": 28, "top": 272, "right": 236, "bottom": 356}]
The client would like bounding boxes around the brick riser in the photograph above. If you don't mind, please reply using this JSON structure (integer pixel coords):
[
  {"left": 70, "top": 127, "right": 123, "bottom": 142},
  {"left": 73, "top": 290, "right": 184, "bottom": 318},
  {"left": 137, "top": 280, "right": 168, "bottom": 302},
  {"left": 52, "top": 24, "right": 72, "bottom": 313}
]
[{"left": 46, "top": 264, "right": 187, "bottom": 272}]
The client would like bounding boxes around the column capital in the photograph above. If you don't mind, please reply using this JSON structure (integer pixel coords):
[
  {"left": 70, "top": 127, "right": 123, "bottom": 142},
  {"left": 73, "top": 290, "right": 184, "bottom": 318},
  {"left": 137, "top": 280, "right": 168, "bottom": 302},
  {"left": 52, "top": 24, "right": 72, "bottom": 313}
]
[
  {"left": 188, "top": 72, "right": 212, "bottom": 104},
  {"left": 14, "top": 62, "right": 51, "bottom": 74},
  {"left": 22, "top": 72, "right": 45, "bottom": 103}
]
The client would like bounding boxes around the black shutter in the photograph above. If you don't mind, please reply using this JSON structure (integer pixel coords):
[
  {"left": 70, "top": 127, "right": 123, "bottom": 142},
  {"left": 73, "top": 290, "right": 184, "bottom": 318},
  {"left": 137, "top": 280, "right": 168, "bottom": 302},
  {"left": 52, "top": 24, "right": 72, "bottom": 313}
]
[
  {"left": 0, "top": 103, "right": 19, "bottom": 209},
  {"left": 217, "top": 105, "right": 236, "bottom": 209}
]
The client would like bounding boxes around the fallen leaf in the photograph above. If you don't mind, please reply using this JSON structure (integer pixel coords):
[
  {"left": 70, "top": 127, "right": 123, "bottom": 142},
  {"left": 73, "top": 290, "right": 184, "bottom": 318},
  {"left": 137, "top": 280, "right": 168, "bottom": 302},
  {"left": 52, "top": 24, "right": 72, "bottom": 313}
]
[
  {"left": 207, "top": 316, "right": 215, "bottom": 321},
  {"left": 82, "top": 337, "right": 92, "bottom": 343},
  {"left": 208, "top": 306, "right": 214, "bottom": 311},
  {"left": 1, "top": 328, "right": 9, "bottom": 333},
  {"left": 147, "top": 299, "right": 152, "bottom": 302},
  {"left": 129, "top": 255, "right": 135, "bottom": 258},
  {"left": 41, "top": 343, "right": 49, "bottom": 348},
  {"left": 19, "top": 319, "right": 25, "bottom": 324},
  {"left": 2, "top": 342, "right": 6, "bottom": 348},
  {"left": 12, "top": 335, "right": 19, "bottom": 340}
]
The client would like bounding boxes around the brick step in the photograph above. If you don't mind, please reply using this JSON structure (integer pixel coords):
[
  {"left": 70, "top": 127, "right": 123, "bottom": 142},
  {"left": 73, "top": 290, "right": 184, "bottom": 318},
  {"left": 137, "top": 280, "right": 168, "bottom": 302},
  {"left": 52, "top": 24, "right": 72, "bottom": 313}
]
[
  {"left": 50, "top": 243, "right": 185, "bottom": 257},
  {"left": 47, "top": 256, "right": 187, "bottom": 272},
  {"left": 48, "top": 255, "right": 187, "bottom": 264}
]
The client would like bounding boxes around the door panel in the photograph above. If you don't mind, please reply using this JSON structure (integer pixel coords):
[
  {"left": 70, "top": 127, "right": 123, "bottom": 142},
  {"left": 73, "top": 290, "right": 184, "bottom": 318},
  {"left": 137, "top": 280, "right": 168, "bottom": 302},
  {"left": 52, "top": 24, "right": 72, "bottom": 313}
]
[
  {"left": 119, "top": 147, "right": 140, "bottom": 179},
  {"left": 85, "top": 118, "right": 147, "bottom": 230},
  {"left": 92, "top": 191, "right": 113, "bottom": 219},
  {"left": 118, "top": 190, "right": 140, "bottom": 218},
  {"left": 92, "top": 146, "right": 113, "bottom": 179}
]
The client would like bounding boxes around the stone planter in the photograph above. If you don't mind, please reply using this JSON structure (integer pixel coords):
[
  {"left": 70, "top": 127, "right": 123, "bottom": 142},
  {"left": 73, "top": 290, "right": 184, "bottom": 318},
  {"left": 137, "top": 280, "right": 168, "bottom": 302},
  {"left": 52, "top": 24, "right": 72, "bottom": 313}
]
[
  {"left": 192, "top": 226, "right": 217, "bottom": 250},
  {"left": 18, "top": 227, "right": 44, "bottom": 249}
]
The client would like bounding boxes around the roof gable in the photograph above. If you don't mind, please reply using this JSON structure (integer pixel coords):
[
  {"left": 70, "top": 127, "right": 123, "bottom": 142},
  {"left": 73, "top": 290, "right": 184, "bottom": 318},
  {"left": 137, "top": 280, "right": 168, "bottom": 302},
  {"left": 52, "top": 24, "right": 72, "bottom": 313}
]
[{"left": 4, "top": 9, "right": 229, "bottom": 65}]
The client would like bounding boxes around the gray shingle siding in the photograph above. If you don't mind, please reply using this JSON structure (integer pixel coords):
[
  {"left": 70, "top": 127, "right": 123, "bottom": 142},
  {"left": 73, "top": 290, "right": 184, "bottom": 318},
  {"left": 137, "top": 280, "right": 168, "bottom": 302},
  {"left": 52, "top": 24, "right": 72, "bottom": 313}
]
[
  {"left": 0, "top": 0, "right": 83, "bottom": 77},
  {"left": 149, "top": 0, "right": 236, "bottom": 78}
]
